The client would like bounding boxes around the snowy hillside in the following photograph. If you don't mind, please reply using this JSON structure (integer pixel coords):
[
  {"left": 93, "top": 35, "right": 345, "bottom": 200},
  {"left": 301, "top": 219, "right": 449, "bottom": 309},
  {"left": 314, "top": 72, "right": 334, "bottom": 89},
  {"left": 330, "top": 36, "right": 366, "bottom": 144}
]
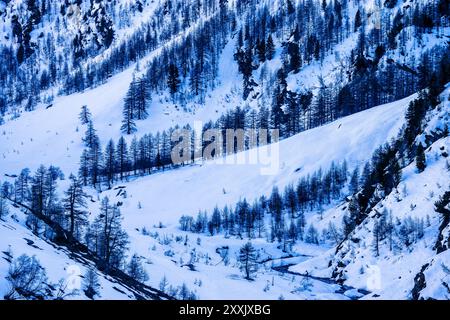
[
  {"left": 0, "top": 205, "right": 170, "bottom": 300},
  {"left": 291, "top": 136, "right": 450, "bottom": 299},
  {"left": 291, "top": 85, "right": 450, "bottom": 299},
  {"left": 2, "top": 88, "right": 448, "bottom": 300}
]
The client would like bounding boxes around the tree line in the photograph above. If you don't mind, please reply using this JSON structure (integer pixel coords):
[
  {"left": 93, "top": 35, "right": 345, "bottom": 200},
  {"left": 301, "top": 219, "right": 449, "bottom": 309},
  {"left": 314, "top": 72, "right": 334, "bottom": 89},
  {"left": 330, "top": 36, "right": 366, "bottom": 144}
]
[
  {"left": 179, "top": 161, "right": 350, "bottom": 251},
  {"left": 177, "top": 82, "right": 449, "bottom": 254},
  {"left": 1, "top": 165, "right": 135, "bottom": 275}
]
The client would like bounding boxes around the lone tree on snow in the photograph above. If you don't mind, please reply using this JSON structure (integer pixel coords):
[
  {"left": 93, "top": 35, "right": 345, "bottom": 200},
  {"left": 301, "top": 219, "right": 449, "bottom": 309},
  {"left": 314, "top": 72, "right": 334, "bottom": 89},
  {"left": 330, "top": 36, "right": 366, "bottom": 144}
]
[{"left": 238, "top": 242, "right": 258, "bottom": 280}]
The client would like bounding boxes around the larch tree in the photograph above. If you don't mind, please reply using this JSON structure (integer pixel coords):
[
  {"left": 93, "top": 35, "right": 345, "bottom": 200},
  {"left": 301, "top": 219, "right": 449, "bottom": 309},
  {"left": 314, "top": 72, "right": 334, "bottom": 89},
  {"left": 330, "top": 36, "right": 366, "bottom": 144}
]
[
  {"left": 86, "top": 197, "right": 129, "bottom": 271},
  {"left": 79, "top": 105, "right": 92, "bottom": 125},
  {"left": 62, "top": 174, "right": 88, "bottom": 238},
  {"left": 167, "top": 63, "right": 181, "bottom": 96},
  {"left": 127, "top": 253, "right": 149, "bottom": 283},
  {"left": 116, "top": 136, "right": 129, "bottom": 181},
  {"left": 266, "top": 34, "right": 275, "bottom": 61},
  {"left": 121, "top": 80, "right": 138, "bottom": 135},
  {"left": 103, "top": 139, "right": 116, "bottom": 189},
  {"left": 238, "top": 242, "right": 259, "bottom": 280},
  {"left": 415, "top": 143, "right": 426, "bottom": 173}
]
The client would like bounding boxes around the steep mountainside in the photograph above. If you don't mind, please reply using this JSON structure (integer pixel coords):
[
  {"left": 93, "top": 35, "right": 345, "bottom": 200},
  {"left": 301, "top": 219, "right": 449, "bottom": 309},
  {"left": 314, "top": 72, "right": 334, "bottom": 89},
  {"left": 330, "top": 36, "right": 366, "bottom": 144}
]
[{"left": 0, "top": 0, "right": 449, "bottom": 300}]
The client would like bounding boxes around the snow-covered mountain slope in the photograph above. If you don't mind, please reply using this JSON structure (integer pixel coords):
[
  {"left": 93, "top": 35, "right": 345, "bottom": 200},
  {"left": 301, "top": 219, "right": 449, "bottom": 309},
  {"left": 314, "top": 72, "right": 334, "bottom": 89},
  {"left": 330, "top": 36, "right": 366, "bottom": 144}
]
[
  {"left": 76, "top": 93, "right": 440, "bottom": 299},
  {"left": 291, "top": 136, "right": 450, "bottom": 299},
  {"left": 0, "top": 35, "right": 242, "bottom": 178},
  {"left": 0, "top": 90, "right": 420, "bottom": 300},
  {"left": 1, "top": 84, "right": 415, "bottom": 222},
  {"left": 1, "top": 0, "right": 447, "bottom": 125},
  {"left": 77, "top": 87, "right": 447, "bottom": 300},
  {"left": 0, "top": 205, "right": 168, "bottom": 300},
  {"left": 289, "top": 86, "right": 450, "bottom": 299},
  {"left": 93, "top": 93, "right": 415, "bottom": 228},
  {"left": 0, "top": 0, "right": 449, "bottom": 301}
]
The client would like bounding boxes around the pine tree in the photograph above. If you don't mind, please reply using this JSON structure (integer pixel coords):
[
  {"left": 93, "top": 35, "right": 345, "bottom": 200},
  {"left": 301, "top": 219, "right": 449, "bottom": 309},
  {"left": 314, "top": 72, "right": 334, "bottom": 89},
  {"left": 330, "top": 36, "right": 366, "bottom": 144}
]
[
  {"left": 167, "top": 63, "right": 180, "bottom": 96},
  {"left": 88, "top": 140, "right": 103, "bottom": 188},
  {"left": 43, "top": 166, "right": 60, "bottom": 220},
  {"left": 252, "top": 201, "right": 264, "bottom": 238},
  {"left": 349, "top": 168, "right": 359, "bottom": 194},
  {"left": 127, "top": 253, "right": 149, "bottom": 283},
  {"left": 269, "top": 186, "right": 284, "bottom": 241},
  {"left": 210, "top": 206, "right": 222, "bottom": 235},
  {"left": 14, "top": 168, "right": 31, "bottom": 203},
  {"left": 83, "top": 121, "right": 99, "bottom": 149},
  {"left": 270, "top": 69, "right": 288, "bottom": 134},
  {"left": 79, "top": 105, "right": 92, "bottom": 125},
  {"left": 258, "top": 106, "right": 270, "bottom": 130},
  {"left": 416, "top": 143, "right": 426, "bottom": 173},
  {"left": 235, "top": 46, "right": 256, "bottom": 100},
  {"left": 62, "top": 174, "right": 88, "bottom": 238},
  {"left": 354, "top": 9, "right": 362, "bottom": 32},
  {"left": 404, "top": 98, "right": 428, "bottom": 150},
  {"left": 360, "top": 162, "right": 373, "bottom": 190},
  {"left": 178, "top": 283, "right": 191, "bottom": 300},
  {"left": 284, "top": 184, "right": 297, "bottom": 218},
  {"left": 130, "top": 136, "right": 139, "bottom": 175},
  {"left": 256, "top": 38, "right": 266, "bottom": 63},
  {"left": 238, "top": 242, "right": 258, "bottom": 280},
  {"left": 343, "top": 198, "right": 360, "bottom": 237},
  {"left": 83, "top": 268, "right": 100, "bottom": 300},
  {"left": 266, "top": 35, "right": 275, "bottom": 61},
  {"left": 189, "top": 63, "right": 203, "bottom": 99},
  {"left": 0, "top": 190, "right": 9, "bottom": 219},
  {"left": 121, "top": 97, "right": 137, "bottom": 135},
  {"left": 159, "top": 275, "right": 169, "bottom": 293},
  {"left": 134, "top": 77, "right": 150, "bottom": 120},
  {"left": 391, "top": 158, "right": 402, "bottom": 188},
  {"left": 116, "top": 136, "right": 129, "bottom": 181},
  {"left": 29, "top": 165, "right": 47, "bottom": 218},
  {"left": 79, "top": 149, "right": 90, "bottom": 186},
  {"left": 372, "top": 220, "right": 380, "bottom": 257}
]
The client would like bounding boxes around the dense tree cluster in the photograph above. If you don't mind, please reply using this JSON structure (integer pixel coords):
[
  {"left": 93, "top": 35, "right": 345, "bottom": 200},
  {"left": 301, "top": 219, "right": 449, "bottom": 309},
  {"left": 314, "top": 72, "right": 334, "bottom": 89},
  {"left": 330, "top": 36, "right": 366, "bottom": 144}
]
[
  {"left": 177, "top": 87, "right": 446, "bottom": 255},
  {"left": 371, "top": 209, "right": 425, "bottom": 257},
  {"left": 5, "top": 254, "right": 49, "bottom": 300},
  {"left": 121, "top": 76, "right": 151, "bottom": 134},
  {"left": 2, "top": 164, "right": 130, "bottom": 274},
  {"left": 86, "top": 101, "right": 321, "bottom": 189},
  {"left": 1, "top": 0, "right": 224, "bottom": 113},
  {"left": 341, "top": 90, "right": 441, "bottom": 243},
  {"left": 2, "top": 0, "right": 447, "bottom": 134},
  {"left": 118, "top": 0, "right": 449, "bottom": 141},
  {"left": 179, "top": 161, "right": 349, "bottom": 250}
]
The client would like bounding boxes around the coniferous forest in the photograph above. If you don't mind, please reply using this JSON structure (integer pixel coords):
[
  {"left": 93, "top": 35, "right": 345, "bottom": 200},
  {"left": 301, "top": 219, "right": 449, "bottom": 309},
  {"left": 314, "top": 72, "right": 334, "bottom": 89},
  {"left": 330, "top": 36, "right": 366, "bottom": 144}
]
[{"left": 0, "top": 0, "right": 449, "bottom": 303}]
